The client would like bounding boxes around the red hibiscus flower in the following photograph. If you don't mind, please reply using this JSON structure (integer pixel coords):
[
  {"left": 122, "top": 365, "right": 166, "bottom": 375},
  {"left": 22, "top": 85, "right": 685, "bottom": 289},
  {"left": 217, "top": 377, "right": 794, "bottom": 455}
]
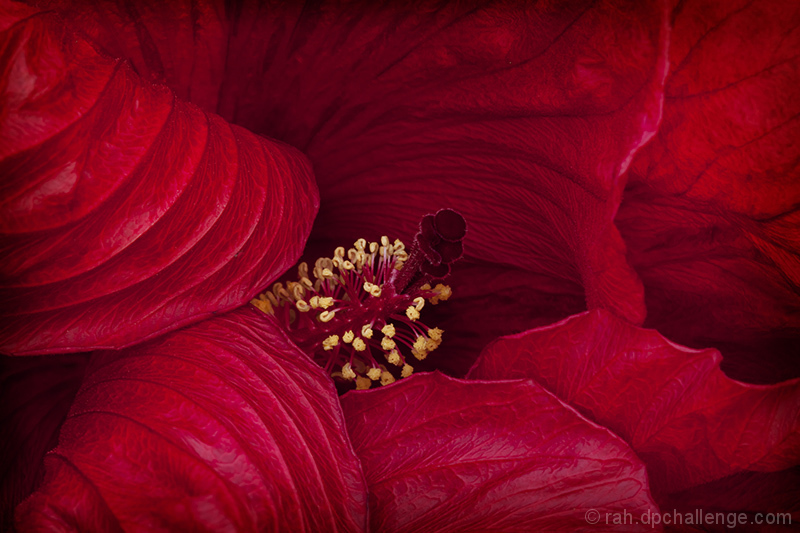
[{"left": 1, "top": 0, "right": 798, "bottom": 531}]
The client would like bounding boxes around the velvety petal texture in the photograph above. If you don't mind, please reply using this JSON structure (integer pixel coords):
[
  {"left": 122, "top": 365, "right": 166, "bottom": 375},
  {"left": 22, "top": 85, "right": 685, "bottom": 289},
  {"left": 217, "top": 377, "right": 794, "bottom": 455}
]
[
  {"left": 469, "top": 310, "right": 800, "bottom": 503},
  {"left": 15, "top": 307, "right": 368, "bottom": 532},
  {"left": 341, "top": 372, "right": 659, "bottom": 533},
  {"left": 616, "top": 0, "right": 800, "bottom": 383},
  {"left": 43, "top": 0, "right": 669, "bottom": 367},
  {"left": 0, "top": 352, "right": 89, "bottom": 530},
  {"left": 0, "top": 2, "right": 318, "bottom": 355}
]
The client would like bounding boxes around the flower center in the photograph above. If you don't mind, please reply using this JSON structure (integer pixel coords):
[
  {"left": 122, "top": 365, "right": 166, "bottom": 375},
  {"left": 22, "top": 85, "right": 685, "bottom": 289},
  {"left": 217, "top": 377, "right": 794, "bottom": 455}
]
[{"left": 251, "top": 209, "right": 466, "bottom": 390}]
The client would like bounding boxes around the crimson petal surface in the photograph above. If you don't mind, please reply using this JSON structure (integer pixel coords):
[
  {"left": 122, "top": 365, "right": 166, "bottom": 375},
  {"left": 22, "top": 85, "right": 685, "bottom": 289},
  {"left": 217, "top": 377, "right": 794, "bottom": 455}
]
[
  {"left": 342, "top": 372, "right": 659, "bottom": 533},
  {"left": 616, "top": 0, "right": 800, "bottom": 383},
  {"left": 15, "top": 307, "right": 368, "bottom": 532},
  {"left": 42, "top": 0, "right": 669, "bottom": 366},
  {"left": 469, "top": 310, "right": 800, "bottom": 504},
  {"left": 0, "top": 2, "right": 318, "bottom": 355}
]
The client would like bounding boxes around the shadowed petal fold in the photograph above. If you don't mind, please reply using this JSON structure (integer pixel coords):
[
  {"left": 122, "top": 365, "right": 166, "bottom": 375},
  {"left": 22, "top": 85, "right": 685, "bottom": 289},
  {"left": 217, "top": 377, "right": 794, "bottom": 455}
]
[
  {"left": 43, "top": 0, "right": 669, "bottom": 367},
  {"left": 469, "top": 311, "right": 800, "bottom": 505},
  {"left": 0, "top": 3, "right": 318, "bottom": 355},
  {"left": 0, "top": 352, "right": 89, "bottom": 529},
  {"left": 15, "top": 307, "right": 368, "bottom": 532},
  {"left": 341, "top": 372, "right": 659, "bottom": 533},
  {"left": 616, "top": 0, "right": 800, "bottom": 383}
]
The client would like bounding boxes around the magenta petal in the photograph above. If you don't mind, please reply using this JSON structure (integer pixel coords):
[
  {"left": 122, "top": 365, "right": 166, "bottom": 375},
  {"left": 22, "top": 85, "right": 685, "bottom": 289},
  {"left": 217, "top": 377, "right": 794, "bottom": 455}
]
[
  {"left": 0, "top": 352, "right": 89, "bottom": 529},
  {"left": 0, "top": 5, "right": 318, "bottom": 355},
  {"left": 341, "top": 372, "right": 659, "bottom": 533},
  {"left": 469, "top": 310, "right": 800, "bottom": 499},
  {"left": 617, "top": 0, "right": 800, "bottom": 382},
  {"left": 15, "top": 307, "right": 368, "bottom": 532}
]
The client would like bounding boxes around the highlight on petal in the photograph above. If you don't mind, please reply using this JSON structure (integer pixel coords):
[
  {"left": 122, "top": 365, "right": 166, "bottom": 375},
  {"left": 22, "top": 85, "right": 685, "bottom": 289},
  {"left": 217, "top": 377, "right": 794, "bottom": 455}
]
[
  {"left": 45, "top": 0, "right": 669, "bottom": 366},
  {"left": 341, "top": 372, "right": 659, "bottom": 533},
  {"left": 0, "top": 352, "right": 89, "bottom": 530},
  {"left": 15, "top": 307, "right": 368, "bottom": 532},
  {"left": 469, "top": 310, "right": 800, "bottom": 499},
  {"left": 0, "top": 4, "right": 318, "bottom": 355},
  {"left": 616, "top": 0, "right": 800, "bottom": 383}
]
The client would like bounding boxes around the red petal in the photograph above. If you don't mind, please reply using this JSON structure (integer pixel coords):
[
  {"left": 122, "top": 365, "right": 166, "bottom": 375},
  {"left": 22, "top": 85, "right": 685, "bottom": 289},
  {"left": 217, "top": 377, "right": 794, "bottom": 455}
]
[
  {"left": 616, "top": 0, "right": 800, "bottom": 383},
  {"left": 14, "top": 307, "right": 368, "bottom": 532},
  {"left": 46, "top": 0, "right": 668, "bottom": 357},
  {"left": 0, "top": 5, "right": 318, "bottom": 355},
  {"left": 0, "top": 352, "right": 89, "bottom": 529},
  {"left": 469, "top": 310, "right": 800, "bottom": 499},
  {"left": 341, "top": 372, "right": 659, "bottom": 533}
]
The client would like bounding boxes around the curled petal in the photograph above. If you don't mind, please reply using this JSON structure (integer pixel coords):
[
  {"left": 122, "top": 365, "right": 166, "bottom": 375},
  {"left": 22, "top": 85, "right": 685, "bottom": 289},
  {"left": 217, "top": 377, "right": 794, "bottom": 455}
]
[
  {"left": 0, "top": 4, "right": 318, "bottom": 355},
  {"left": 15, "top": 308, "right": 368, "bottom": 532},
  {"left": 342, "top": 372, "right": 659, "bottom": 533},
  {"left": 469, "top": 310, "right": 800, "bottom": 498},
  {"left": 617, "top": 0, "right": 800, "bottom": 382}
]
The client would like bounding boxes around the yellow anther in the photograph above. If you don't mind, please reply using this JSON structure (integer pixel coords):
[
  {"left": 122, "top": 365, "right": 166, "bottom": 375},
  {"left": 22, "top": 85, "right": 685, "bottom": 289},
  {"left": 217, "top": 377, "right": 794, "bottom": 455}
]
[
  {"left": 406, "top": 306, "right": 420, "bottom": 321},
  {"left": 367, "top": 367, "right": 382, "bottom": 381},
  {"left": 430, "top": 283, "right": 452, "bottom": 305},
  {"left": 361, "top": 325, "right": 374, "bottom": 339},
  {"left": 393, "top": 239, "right": 405, "bottom": 251},
  {"left": 295, "top": 299, "right": 310, "bottom": 312},
  {"left": 273, "top": 283, "right": 291, "bottom": 302},
  {"left": 355, "top": 252, "right": 367, "bottom": 269},
  {"left": 300, "top": 277, "right": 313, "bottom": 289},
  {"left": 355, "top": 376, "right": 372, "bottom": 390},
  {"left": 428, "top": 327, "right": 444, "bottom": 342},
  {"left": 355, "top": 238, "right": 367, "bottom": 251},
  {"left": 266, "top": 291, "right": 279, "bottom": 307},
  {"left": 401, "top": 364, "right": 414, "bottom": 378},
  {"left": 341, "top": 363, "right": 356, "bottom": 380},
  {"left": 425, "top": 338, "right": 439, "bottom": 352},
  {"left": 334, "top": 246, "right": 346, "bottom": 259},
  {"left": 309, "top": 295, "right": 320, "bottom": 308},
  {"left": 342, "top": 260, "right": 355, "bottom": 270},
  {"left": 362, "top": 281, "right": 382, "bottom": 297},
  {"left": 381, "top": 235, "right": 390, "bottom": 247},
  {"left": 411, "top": 336, "right": 428, "bottom": 360},
  {"left": 250, "top": 296, "right": 274, "bottom": 315},
  {"left": 318, "top": 297, "right": 334, "bottom": 309},
  {"left": 380, "top": 371, "right": 396, "bottom": 386},
  {"left": 352, "top": 338, "right": 367, "bottom": 351},
  {"left": 381, "top": 323, "right": 396, "bottom": 337},
  {"left": 413, "top": 296, "right": 425, "bottom": 311},
  {"left": 319, "top": 310, "right": 336, "bottom": 323},
  {"left": 298, "top": 262, "right": 309, "bottom": 278},
  {"left": 412, "top": 336, "right": 427, "bottom": 353},
  {"left": 369, "top": 242, "right": 378, "bottom": 254},
  {"left": 381, "top": 337, "right": 396, "bottom": 352},
  {"left": 386, "top": 350, "right": 401, "bottom": 366},
  {"left": 342, "top": 330, "right": 355, "bottom": 343},
  {"left": 322, "top": 335, "right": 339, "bottom": 351},
  {"left": 321, "top": 268, "right": 334, "bottom": 279},
  {"left": 290, "top": 283, "right": 305, "bottom": 300}
]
